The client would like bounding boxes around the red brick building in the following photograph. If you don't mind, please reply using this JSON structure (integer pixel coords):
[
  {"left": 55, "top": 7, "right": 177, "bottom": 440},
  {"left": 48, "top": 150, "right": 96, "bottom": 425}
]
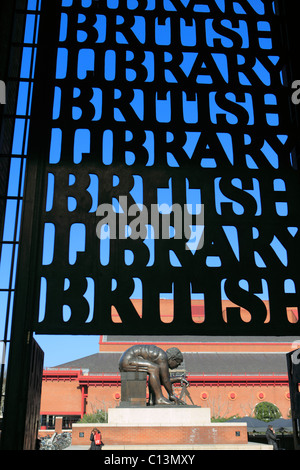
[{"left": 39, "top": 300, "right": 298, "bottom": 428}]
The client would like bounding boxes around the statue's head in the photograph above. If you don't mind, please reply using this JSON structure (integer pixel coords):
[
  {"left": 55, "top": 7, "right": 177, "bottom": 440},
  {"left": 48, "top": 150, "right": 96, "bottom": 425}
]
[{"left": 166, "top": 347, "right": 183, "bottom": 369}]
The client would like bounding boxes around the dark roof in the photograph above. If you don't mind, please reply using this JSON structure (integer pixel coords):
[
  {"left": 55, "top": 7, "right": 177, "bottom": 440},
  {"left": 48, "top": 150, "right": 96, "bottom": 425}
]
[
  {"left": 183, "top": 352, "right": 288, "bottom": 375},
  {"left": 52, "top": 351, "right": 288, "bottom": 376},
  {"left": 103, "top": 335, "right": 297, "bottom": 344},
  {"left": 52, "top": 353, "right": 120, "bottom": 374}
]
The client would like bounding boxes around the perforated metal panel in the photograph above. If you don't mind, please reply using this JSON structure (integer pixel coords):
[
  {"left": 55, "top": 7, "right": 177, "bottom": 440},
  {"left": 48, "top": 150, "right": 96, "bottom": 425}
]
[{"left": 11, "top": 0, "right": 300, "bottom": 336}]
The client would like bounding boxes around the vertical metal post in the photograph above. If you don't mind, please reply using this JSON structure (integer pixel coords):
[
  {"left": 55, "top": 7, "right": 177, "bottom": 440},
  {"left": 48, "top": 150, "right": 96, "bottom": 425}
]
[
  {"left": 0, "top": 0, "right": 59, "bottom": 449},
  {"left": 286, "top": 350, "right": 300, "bottom": 450},
  {"left": 0, "top": 0, "right": 28, "bottom": 450}
]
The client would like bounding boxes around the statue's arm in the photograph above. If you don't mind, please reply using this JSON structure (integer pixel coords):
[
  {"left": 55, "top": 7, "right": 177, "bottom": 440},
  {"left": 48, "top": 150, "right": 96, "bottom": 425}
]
[
  {"left": 170, "top": 375, "right": 189, "bottom": 386},
  {"left": 159, "top": 363, "right": 178, "bottom": 400}
]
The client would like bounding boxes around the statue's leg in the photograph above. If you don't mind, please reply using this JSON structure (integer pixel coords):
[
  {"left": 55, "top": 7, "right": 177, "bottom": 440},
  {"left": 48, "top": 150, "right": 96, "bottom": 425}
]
[
  {"left": 148, "top": 383, "right": 155, "bottom": 405},
  {"left": 147, "top": 364, "right": 172, "bottom": 404}
]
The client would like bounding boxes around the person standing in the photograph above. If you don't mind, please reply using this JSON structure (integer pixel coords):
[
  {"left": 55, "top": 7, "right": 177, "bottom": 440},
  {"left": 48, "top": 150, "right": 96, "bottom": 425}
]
[
  {"left": 266, "top": 425, "right": 278, "bottom": 450},
  {"left": 89, "top": 428, "right": 103, "bottom": 450}
]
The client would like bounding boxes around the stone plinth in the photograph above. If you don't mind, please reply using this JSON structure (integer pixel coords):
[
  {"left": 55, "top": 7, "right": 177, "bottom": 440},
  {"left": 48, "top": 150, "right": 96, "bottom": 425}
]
[{"left": 108, "top": 406, "right": 211, "bottom": 426}]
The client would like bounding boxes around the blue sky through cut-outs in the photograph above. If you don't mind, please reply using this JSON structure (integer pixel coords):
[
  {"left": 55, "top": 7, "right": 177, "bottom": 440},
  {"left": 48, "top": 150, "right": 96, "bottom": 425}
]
[{"left": 1, "top": 0, "right": 293, "bottom": 299}]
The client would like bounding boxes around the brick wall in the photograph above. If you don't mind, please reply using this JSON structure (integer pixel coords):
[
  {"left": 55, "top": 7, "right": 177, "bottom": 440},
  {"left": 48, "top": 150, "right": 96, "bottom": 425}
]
[
  {"left": 186, "top": 383, "right": 291, "bottom": 419},
  {"left": 40, "top": 379, "right": 82, "bottom": 414},
  {"left": 72, "top": 423, "right": 248, "bottom": 446},
  {"left": 87, "top": 385, "right": 121, "bottom": 412}
]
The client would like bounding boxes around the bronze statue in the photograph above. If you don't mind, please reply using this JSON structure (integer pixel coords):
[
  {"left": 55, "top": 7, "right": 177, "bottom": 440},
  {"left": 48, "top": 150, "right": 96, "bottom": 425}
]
[{"left": 119, "top": 344, "right": 187, "bottom": 405}]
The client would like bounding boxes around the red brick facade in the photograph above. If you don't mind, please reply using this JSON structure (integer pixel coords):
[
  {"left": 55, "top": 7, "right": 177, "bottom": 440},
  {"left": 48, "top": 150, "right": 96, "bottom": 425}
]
[{"left": 40, "top": 370, "right": 291, "bottom": 420}]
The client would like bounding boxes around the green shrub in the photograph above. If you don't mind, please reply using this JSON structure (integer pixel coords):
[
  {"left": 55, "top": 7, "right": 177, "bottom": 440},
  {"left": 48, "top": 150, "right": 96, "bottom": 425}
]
[
  {"left": 254, "top": 402, "right": 281, "bottom": 422},
  {"left": 78, "top": 410, "right": 108, "bottom": 423}
]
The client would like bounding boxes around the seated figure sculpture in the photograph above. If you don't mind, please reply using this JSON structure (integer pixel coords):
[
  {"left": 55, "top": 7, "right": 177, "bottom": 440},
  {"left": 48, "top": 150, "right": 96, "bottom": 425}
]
[{"left": 119, "top": 344, "right": 186, "bottom": 405}]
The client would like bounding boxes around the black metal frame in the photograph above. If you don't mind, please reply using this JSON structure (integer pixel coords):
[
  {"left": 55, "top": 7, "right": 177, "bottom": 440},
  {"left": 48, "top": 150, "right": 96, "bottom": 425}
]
[
  {"left": 0, "top": 0, "right": 42, "bottom": 450},
  {"left": 286, "top": 350, "right": 300, "bottom": 450},
  {"left": 1, "top": 0, "right": 300, "bottom": 449}
]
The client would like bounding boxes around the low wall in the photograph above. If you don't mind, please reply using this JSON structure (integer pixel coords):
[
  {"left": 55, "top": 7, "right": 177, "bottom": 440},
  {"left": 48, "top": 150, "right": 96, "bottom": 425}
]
[{"left": 72, "top": 422, "right": 248, "bottom": 446}]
